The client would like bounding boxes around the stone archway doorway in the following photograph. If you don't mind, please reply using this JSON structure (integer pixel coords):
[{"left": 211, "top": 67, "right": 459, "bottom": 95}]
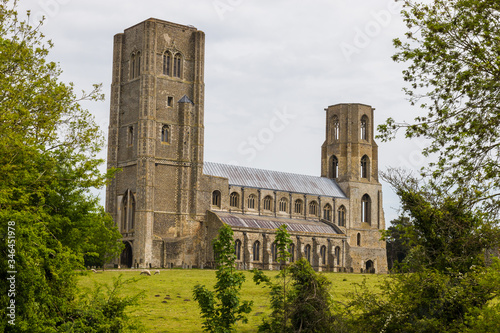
[
  {"left": 120, "top": 241, "right": 133, "bottom": 268},
  {"left": 365, "top": 260, "right": 375, "bottom": 273}
]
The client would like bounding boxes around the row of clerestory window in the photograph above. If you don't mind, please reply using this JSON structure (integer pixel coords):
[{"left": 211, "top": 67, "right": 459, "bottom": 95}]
[
  {"left": 330, "top": 115, "right": 369, "bottom": 141},
  {"left": 330, "top": 154, "right": 370, "bottom": 179},
  {"left": 235, "top": 239, "right": 342, "bottom": 266},
  {"left": 214, "top": 190, "right": 352, "bottom": 226}
]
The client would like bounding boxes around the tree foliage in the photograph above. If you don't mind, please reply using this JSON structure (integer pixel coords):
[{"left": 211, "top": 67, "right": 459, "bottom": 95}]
[
  {"left": 193, "top": 225, "right": 253, "bottom": 333},
  {"left": 0, "top": 0, "right": 123, "bottom": 330},
  {"left": 383, "top": 216, "right": 412, "bottom": 271},
  {"left": 378, "top": 0, "right": 500, "bottom": 218},
  {"left": 346, "top": 169, "right": 500, "bottom": 332},
  {"left": 252, "top": 225, "right": 293, "bottom": 332},
  {"left": 254, "top": 226, "right": 343, "bottom": 333}
]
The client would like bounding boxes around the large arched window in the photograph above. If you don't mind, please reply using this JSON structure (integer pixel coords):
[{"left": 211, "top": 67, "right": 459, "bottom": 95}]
[
  {"left": 338, "top": 205, "right": 346, "bottom": 227},
  {"left": 253, "top": 241, "right": 260, "bottom": 261},
  {"left": 360, "top": 115, "right": 368, "bottom": 140},
  {"left": 121, "top": 190, "right": 136, "bottom": 232},
  {"left": 173, "top": 53, "right": 182, "bottom": 78},
  {"left": 234, "top": 239, "right": 242, "bottom": 260},
  {"left": 247, "top": 194, "right": 256, "bottom": 209},
  {"left": 304, "top": 244, "right": 311, "bottom": 263},
  {"left": 361, "top": 155, "right": 369, "bottom": 179},
  {"left": 309, "top": 201, "right": 319, "bottom": 216},
  {"left": 212, "top": 190, "right": 221, "bottom": 208},
  {"left": 320, "top": 245, "right": 327, "bottom": 265},
  {"left": 289, "top": 243, "right": 295, "bottom": 262},
  {"left": 279, "top": 197, "right": 288, "bottom": 212},
  {"left": 334, "top": 246, "right": 341, "bottom": 265},
  {"left": 163, "top": 51, "right": 171, "bottom": 75},
  {"left": 323, "top": 204, "right": 332, "bottom": 221},
  {"left": 332, "top": 115, "right": 340, "bottom": 140},
  {"left": 361, "top": 194, "right": 371, "bottom": 224},
  {"left": 330, "top": 155, "right": 339, "bottom": 179},
  {"left": 294, "top": 199, "right": 303, "bottom": 214},
  {"left": 161, "top": 125, "right": 169, "bottom": 143},
  {"left": 230, "top": 192, "right": 240, "bottom": 208},
  {"left": 263, "top": 195, "right": 273, "bottom": 211}
]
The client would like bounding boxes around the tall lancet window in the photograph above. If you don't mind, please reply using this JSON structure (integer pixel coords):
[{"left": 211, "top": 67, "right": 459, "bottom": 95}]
[
  {"left": 173, "top": 53, "right": 182, "bottom": 78},
  {"left": 361, "top": 194, "right": 371, "bottom": 224},
  {"left": 361, "top": 155, "right": 369, "bottom": 179},
  {"left": 360, "top": 115, "right": 368, "bottom": 140},
  {"left": 331, "top": 155, "right": 339, "bottom": 179},
  {"left": 163, "top": 51, "right": 171, "bottom": 75},
  {"left": 332, "top": 115, "right": 340, "bottom": 140},
  {"left": 121, "top": 190, "right": 136, "bottom": 232}
]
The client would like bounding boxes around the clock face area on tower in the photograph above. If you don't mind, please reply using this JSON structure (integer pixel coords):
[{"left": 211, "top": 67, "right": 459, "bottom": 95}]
[{"left": 105, "top": 18, "right": 388, "bottom": 274}]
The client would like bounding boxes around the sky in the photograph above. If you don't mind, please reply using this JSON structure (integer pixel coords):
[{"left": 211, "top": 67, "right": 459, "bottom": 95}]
[{"left": 17, "top": 0, "right": 428, "bottom": 224}]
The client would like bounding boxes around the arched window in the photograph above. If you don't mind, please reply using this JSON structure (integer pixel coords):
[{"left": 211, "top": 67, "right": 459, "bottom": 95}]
[
  {"left": 163, "top": 51, "right": 171, "bottom": 75},
  {"left": 357, "top": 233, "right": 361, "bottom": 246},
  {"left": 131, "top": 51, "right": 141, "bottom": 79},
  {"left": 253, "top": 241, "right": 260, "bottom": 261},
  {"left": 338, "top": 205, "right": 346, "bottom": 227},
  {"left": 234, "top": 239, "right": 242, "bottom": 260},
  {"left": 361, "top": 194, "right": 371, "bottom": 224},
  {"left": 360, "top": 115, "right": 368, "bottom": 140},
  {"left": 271, "top": 242, "right": 278, "bottom": 261},
  {"left": 320, "top": 245, "right": 327, "bottom": 265},
  {"left": 173, "top": 53, "right": 182, "bottom": 78},
  {"left": 161, "top": 125, "right": 169, "bottom": 143},
  {"left": 294, "top": 199, "right": 303, "bottom": 214},
  {"left": 330, "top": 155, "right": 339, "bottom": 179},
  {"left": 289, "top": 243, "right": 295, "bottom": 262},
  {"left": 323, "top": 204, "right": 332, "bottom": 221},
  {"left": 212, "top": 190, "right": 221, "bottom": 208},
  {"left": 304, "top": 244, "right": 311, "bottom": 263},
  {"left": 361, "top": 155, "right": 369, "bottom": 179},
  {"left": 334, "top": 246, "right": 341, "bottom": 266},
  {"left": 247, "top": 194, "right": 256, "bottom": 209},
  {"left": 263, "top": 195, "right": 273, "bottom": 211},
  {"left": 121, "top": 190, "right": 136, "bottom": 232},
  {"left": 279, "top": 197, "right": 288, "bottom": 212},
  {"left": 309, "top": 201, "right": 318, "bottom": 216},
  {"left": 230, "top": 192, "right": 240, "bottom": 208},
  {"left": 332, "top": 115, "right": 340, "bottom": 140}
]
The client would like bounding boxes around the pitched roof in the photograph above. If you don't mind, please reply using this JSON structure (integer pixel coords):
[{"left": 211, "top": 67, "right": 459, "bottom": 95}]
[
  {"left": 213, "top": 211, "right": 343, "bottom": 235},
  {"left": 203, "top": 162, "right": 346, "bottom": 198}
]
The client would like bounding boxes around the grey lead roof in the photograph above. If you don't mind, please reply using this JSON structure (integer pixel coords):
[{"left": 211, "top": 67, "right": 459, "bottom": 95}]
[
  {"left": 203, "top": 162, "right": 347, "bottom": 198},
  {"left": 214, "top": 212, "right": 342, "bottom": 235}
]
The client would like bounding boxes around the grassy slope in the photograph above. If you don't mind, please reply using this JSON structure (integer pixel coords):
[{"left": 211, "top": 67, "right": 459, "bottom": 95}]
[{"left": 78, "top": 269, "right": 384, "bottom": 332}]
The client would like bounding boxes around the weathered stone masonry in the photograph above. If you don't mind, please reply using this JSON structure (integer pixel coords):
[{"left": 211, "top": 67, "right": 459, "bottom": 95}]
[{"left": 106, "top": 18, "right": 388, "bottom": 273}]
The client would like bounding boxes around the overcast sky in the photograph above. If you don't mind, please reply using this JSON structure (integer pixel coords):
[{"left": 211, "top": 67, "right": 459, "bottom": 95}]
[{"left": 17, "top": 0, "right": 428, "bottom": 224}]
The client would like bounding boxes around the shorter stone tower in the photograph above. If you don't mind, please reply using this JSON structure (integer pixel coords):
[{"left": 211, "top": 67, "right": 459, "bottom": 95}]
[{"left": 321, "top": 103, "right": 387, "bottom": 273}]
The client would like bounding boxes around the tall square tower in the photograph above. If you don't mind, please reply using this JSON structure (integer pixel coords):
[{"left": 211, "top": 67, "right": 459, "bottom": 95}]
[{"left": 106, "top": 19, "right": 205, "bottom": 268}]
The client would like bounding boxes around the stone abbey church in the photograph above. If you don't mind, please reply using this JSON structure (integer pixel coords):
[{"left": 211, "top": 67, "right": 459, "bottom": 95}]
[{"left": 106, "top": 18, "right": 388, "bottom": 273}]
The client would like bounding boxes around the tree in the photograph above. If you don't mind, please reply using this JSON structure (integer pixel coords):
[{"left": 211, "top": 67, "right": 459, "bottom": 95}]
[
  {"left": 0, "top": 0, "right": 123, "bottom": 330},
  {"left": 378, "top": 0, "right": 500, "bottom": 219},
  {"left": 383, "top": 216, "right": 412, "bottom": 271},
  {"left": 346, "top": 169, "right": 500, "bottom": 332},
  {"left": 252, "top": 224, "right": 293, "bottom": 332},
  {"left": 193, "top": 224, "right": 253, "bottom": 333},
  {"left": 253, "top": 225, "right": 343, "bottom": 333}
]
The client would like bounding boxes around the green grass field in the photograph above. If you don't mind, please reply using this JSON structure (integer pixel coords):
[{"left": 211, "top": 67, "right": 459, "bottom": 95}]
[{"left": 78, "top": 269, "right": 384, "bottom": 332}]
